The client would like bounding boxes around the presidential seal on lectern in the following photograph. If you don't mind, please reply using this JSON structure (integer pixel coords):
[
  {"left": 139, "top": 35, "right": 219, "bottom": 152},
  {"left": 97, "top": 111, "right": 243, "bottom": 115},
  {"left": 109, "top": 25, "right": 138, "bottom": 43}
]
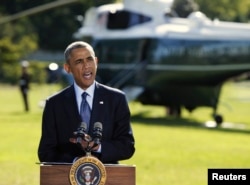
[{"left": 69, "top": 155, "right": 106, "bottom": 185}]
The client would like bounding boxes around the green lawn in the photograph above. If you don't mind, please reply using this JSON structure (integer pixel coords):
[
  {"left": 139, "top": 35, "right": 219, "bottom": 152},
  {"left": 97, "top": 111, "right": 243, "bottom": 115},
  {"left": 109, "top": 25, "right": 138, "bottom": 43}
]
[{"left": 0, "top": 81, "right": 250, "bottom": 185}]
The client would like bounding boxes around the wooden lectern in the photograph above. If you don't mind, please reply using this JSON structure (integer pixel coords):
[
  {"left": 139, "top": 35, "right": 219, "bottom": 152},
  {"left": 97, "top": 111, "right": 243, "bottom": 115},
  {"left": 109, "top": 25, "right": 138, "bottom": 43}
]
[{"left": 40, "top": 163, "right": 136, "bottom": 185}]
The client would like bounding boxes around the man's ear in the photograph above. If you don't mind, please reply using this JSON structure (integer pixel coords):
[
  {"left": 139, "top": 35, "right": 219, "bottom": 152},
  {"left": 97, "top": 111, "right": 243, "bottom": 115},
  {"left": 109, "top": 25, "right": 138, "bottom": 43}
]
[
  {"left": 95, "top": 57, "right": 98, "bottom": 66},
  {"left": 64, "top": 63, "right": 71, "bottom": 73}
]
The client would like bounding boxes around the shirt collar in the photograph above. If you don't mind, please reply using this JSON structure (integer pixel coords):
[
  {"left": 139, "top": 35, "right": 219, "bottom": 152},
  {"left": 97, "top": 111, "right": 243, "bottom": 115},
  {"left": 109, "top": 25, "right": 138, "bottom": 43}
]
[
  {"left": 74, "top": 81, "right": 95, "bottom": 97},
  {"left": 74, "top": 81, "right": 95, "bottom": 109}
]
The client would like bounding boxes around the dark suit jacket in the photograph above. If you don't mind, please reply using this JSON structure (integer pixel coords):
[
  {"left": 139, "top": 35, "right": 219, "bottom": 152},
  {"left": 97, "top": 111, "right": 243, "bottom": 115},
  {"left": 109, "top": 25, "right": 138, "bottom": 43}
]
[{"left": 38, "top": 82, "right": 135, "bottom": 164}]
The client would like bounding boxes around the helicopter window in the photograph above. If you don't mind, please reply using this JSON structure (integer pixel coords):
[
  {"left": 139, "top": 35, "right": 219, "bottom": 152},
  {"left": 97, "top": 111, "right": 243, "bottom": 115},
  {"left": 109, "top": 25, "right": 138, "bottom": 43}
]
[{"left": 107, "top": 10, "right": 151, "bottom": 29}]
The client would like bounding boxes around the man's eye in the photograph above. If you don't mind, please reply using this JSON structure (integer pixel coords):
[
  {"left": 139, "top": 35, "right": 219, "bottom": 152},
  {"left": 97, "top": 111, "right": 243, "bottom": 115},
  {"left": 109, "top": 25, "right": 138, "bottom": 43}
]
[
  {"left": 75, "top": 60, "right": 82, "bottom": 64},
  {"left": 87, "top": 58, "right": 94, "bottom": 62}
]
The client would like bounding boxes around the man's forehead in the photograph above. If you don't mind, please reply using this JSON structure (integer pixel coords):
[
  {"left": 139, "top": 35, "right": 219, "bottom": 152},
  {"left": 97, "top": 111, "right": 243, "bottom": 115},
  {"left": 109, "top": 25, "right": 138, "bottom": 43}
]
[{"left": 72, "top": 47, "right": 95, "bottom": 56}]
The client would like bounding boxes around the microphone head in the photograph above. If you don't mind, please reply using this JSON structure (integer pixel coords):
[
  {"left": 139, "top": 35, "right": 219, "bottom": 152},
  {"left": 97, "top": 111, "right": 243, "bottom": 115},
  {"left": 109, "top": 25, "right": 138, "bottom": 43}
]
[
  {"left": 94, "top": 122, "right": 102, "bottom": 130},
  {"left": 93, "top": 122, "right": 102, "bottom": 140},
  {"left": 77, "top": 122, "right": 87, "bottom": 135},
  {"left": 79, "top": 122, "right": 87, "bottom": 129}
]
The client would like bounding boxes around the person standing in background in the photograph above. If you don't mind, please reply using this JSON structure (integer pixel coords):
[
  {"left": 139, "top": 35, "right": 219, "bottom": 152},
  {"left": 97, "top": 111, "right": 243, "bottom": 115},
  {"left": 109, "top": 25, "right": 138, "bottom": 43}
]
[{"left": 19, "top": 60, "right": 30, "bottom": 112}]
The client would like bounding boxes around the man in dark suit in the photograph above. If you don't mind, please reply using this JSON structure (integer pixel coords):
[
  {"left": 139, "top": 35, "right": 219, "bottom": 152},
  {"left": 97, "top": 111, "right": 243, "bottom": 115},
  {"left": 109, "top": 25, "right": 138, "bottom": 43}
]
[{"left": 38, "top": 41, "right": 135, "bottom": 164}]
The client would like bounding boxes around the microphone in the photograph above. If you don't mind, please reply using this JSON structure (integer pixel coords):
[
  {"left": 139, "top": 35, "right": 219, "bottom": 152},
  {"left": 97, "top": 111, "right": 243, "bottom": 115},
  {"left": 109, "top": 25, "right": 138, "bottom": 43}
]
[
  {"left": 76, "top": 122, "right": 87, "bottom": 144},
  {"left": 93, "top": 122, "right": 102, "bottom": 145}
]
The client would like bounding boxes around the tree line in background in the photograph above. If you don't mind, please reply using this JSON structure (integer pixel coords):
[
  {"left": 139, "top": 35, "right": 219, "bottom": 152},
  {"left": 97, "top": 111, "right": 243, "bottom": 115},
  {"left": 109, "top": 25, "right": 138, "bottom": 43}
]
[
  {"left": 0, "top": 0, "right": 249, "bottom": 84},
  {"left": 0, "top": 0, "right": 115, "bottom": 84}
]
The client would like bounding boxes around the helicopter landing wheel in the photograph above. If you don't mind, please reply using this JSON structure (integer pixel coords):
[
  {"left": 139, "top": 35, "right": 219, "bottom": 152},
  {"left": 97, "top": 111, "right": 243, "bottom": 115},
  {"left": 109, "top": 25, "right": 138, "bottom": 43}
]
[
  {"left": 167, "top": 106, "right": 181, "bottom": 117},
  {"left": 213, "top": 114, "right": 223, "bottom": 126}
]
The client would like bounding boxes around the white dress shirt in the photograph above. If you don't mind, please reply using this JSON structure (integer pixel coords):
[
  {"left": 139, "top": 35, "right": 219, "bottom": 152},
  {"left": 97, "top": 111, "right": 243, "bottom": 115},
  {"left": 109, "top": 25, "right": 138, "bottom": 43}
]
[
  {"left": 74, "top": 81, "right": 95, "bottom": 113},
  {"left": 73, "top": 81, "right": 101, "bottom": 155}
]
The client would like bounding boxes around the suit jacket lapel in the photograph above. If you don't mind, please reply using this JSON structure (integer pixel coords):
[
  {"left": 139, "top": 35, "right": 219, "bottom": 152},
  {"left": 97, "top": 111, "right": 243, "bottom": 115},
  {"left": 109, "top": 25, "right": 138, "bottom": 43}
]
[
  {"left": 63, "top": 85, "right": 82, "bottom": 130},
  {"left": 89, "top": 82, "right": 106, "bottom": 134}
]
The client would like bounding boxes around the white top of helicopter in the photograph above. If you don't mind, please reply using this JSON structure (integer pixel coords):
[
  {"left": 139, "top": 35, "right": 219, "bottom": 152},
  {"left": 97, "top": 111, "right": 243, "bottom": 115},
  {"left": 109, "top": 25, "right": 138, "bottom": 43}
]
[{"left": 74, "top": 0, "right": 250, "bottom": 41}]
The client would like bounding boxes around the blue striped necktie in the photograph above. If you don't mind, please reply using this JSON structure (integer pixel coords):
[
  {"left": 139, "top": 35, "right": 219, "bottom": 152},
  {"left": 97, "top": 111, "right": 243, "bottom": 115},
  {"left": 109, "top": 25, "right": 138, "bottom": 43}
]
[{"left": 80, "top": 92, "right": 91, "bottom": 130}]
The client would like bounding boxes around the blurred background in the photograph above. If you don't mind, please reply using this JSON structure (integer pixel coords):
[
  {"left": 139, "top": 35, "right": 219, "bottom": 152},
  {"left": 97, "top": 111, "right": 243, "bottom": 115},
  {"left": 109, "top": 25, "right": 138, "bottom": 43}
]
[
  {"left": 0, "top": 0, "right": 250, "bottom": 185},
  {"left": 0, "top": 0, "right": 249, "bottom": 86}
]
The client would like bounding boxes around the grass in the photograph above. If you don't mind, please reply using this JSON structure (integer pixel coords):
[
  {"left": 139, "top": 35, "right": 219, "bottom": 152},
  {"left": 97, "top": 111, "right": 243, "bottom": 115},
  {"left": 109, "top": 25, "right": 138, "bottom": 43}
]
[{"left": 0, "top": 81, "right": 250, "bottom": 185}]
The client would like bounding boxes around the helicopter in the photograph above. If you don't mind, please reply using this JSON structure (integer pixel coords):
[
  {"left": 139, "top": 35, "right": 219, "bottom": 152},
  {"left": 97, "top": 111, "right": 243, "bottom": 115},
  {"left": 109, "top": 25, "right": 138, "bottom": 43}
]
[{"left": 74, "top": 0, "right": 250, "bottom": 125}]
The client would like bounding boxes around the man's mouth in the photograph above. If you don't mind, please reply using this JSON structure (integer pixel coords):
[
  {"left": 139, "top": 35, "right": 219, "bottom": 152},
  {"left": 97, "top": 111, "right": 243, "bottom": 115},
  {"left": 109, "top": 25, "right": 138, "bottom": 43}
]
[{"left": 83, "top": 72, "right": 92, "bottom": 79}]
